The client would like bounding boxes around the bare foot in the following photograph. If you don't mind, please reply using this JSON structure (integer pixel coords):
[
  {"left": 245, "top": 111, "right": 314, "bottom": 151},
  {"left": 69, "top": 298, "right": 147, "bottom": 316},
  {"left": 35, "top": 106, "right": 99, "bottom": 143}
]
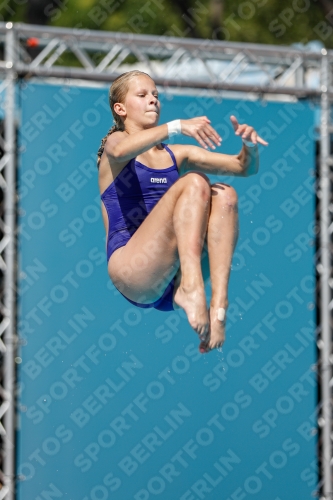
[
  {"left": 199, "top": 303, "right": 227, "bottom": 353},
  {"left": 174, "top": 282, "right": 209, "bottom": 339}
]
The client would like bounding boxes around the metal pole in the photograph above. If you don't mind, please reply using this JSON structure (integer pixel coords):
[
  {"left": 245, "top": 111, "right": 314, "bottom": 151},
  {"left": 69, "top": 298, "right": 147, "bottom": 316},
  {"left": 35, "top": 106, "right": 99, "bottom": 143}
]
[
  {"left": 319, "top": 48, "right": 332, "bottom": 500},
  {"left": 2, "top": 22, "right": 17, "bottom": 500}
]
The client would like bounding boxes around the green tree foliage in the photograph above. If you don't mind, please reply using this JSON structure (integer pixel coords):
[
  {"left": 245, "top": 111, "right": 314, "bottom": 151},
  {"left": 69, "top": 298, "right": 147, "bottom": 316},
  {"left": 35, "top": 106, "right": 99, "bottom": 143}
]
[{"left": 1, "top": 0, "right": 333, "bottom": 48}]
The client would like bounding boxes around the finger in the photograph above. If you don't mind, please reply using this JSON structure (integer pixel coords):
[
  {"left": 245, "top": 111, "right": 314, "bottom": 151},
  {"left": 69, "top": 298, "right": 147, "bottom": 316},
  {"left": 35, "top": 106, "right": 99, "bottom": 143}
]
[
  {"left": 198, "top": 129, "right": 216, "bottom": 150},
  {"left": 230, "top": 115, "right": 239, "bottom": 132},
  {"left": 198, "top": 122, "right": 221, "bottom": 145},
  {"left": 241, "top": 126, "right": 254, "bottom": 140},
  {"left": 206, "top": 124, "right": 222, "bottom": 145},
  {"left": 198, "top": 127, "right": 216, "bottom": 149},
  {"left": 198, "top": 116, "right": 211, "bottom": 125},
  {"left": 257, "top": 135, "right": 269, "bottom": 146},
  {"left": 250, "top": 130, "right": 257, "bottom": 144},
  {"left": 235, "top": 124, "right": 247, "bottom": 136},
  {"left": 195, "top": 133, "right": 209, "bottom": 150}
]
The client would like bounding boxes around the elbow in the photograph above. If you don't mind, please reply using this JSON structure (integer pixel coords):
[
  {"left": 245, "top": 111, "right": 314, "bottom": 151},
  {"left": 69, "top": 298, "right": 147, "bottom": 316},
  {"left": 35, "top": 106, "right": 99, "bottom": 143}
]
[
  {"left": 112, "top": 148, "right": 124, "bottom": 161},
  {"left": 103, "top": 134, "right": 130, "bottom": 161},
  {"left": 106, "top": 143, "right": 127, "bottom": 162}
]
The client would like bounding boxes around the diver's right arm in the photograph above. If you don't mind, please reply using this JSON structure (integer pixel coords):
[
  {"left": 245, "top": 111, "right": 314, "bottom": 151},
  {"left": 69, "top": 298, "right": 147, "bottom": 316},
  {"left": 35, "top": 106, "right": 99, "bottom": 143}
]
[
  {"left": 104, "top": 117, "right": 222, "bottom": 164},
  {"left": 104, "top": 125, "right": 169, "bottom": 164}
]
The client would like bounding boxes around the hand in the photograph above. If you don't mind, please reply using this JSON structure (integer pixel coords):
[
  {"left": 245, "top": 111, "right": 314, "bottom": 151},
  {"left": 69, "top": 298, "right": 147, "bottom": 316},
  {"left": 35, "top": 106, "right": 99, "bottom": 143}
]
[
  {"left": 230, "top": 115, "right": 268, "bottom": 146},
  {"left": 181, "top": 116, "right": 222, "bottom": 150}
]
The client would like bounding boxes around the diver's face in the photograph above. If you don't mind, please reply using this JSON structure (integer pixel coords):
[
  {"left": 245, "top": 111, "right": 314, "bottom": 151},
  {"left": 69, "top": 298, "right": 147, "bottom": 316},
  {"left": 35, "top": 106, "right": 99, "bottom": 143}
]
[{"left": 123, "top": 75, "right": 160, "bottom": 127}]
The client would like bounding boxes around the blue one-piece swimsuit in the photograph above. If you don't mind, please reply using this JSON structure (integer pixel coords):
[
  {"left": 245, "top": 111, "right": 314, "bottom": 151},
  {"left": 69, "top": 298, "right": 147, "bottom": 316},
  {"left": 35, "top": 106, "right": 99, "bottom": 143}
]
[{"left": 100, "top": 143, "right": 179, "bottom": 312}]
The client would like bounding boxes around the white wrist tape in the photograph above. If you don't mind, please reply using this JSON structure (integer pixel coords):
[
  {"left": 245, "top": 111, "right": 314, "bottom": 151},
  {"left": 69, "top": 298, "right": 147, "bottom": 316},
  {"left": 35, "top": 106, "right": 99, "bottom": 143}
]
[
  {"left": 167, "top": 120, "right": 181, "bottom": 137},
  {"left": 217, "top": 308, "right": 226, "bottom": 322}
]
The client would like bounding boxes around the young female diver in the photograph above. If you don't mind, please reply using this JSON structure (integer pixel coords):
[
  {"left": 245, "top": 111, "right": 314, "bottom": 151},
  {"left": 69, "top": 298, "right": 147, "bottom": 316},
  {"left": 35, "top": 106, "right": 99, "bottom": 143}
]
[{"left": 97, "top": 70, "right": 268, "bottom": 353}]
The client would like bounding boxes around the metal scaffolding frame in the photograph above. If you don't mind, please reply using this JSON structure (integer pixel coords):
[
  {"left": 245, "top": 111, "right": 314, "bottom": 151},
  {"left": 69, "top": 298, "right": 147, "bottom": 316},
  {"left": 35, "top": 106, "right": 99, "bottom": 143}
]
[{"left": 0, "top": 21, "right": 330, "bottom": 499}]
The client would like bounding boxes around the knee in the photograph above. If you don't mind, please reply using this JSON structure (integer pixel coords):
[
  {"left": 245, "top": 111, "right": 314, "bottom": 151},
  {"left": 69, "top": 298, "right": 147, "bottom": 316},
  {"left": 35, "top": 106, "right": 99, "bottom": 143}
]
[
  {"left": 212, "top": 183, "right": 238, "bottom": 210},
  {"left": 182, "top": 172, "right": 211, "bottom": 201}
]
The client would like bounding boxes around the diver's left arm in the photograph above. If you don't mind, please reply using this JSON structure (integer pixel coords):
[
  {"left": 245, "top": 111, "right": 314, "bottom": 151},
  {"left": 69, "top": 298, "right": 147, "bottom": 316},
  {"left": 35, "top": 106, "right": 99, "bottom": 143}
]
[
  {"left": 177, "top": 115, "right": 268, "bottom": 177},
  {"left": 179, "top": 142, "right": 258, "bottom": 177}
]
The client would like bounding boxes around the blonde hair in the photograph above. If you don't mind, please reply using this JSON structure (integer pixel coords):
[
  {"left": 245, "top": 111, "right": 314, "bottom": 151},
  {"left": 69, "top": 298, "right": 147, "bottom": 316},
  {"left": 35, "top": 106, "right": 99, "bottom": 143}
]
[{"left": 97, "top": 70, "right": 152, "bottom": 166}]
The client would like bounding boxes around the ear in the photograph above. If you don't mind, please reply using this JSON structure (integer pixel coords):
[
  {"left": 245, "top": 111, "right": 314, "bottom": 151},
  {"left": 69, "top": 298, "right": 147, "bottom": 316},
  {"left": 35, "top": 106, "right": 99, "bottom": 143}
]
[{"left": 114, "top": 102, "right": 126, "bottom": 117}]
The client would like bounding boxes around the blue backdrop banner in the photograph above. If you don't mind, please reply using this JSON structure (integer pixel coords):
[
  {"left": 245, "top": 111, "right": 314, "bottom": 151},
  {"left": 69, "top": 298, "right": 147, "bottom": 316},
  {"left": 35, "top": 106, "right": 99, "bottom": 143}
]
[{"left": 16, "top": 82, "right": 317, "bottom": 500}]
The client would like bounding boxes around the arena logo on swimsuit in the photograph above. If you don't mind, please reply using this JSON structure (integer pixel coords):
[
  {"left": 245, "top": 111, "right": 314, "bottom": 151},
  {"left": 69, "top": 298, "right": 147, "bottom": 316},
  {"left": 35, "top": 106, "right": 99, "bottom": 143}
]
[{"left": 150, "top": 177, "right": 167, "bottom": 183}]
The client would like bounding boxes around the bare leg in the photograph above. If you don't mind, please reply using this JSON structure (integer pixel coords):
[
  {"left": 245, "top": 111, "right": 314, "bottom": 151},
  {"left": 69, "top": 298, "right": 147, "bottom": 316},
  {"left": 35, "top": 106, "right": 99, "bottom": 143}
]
[
  {"left": 108, "top": 172, "right": 212, "bottom": 339},
  {"left": 199, "top": 183, "right": 239, "bottom": 352},
  {"left": 173, "top": 175, "right": 211, "bottom": 339}
]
